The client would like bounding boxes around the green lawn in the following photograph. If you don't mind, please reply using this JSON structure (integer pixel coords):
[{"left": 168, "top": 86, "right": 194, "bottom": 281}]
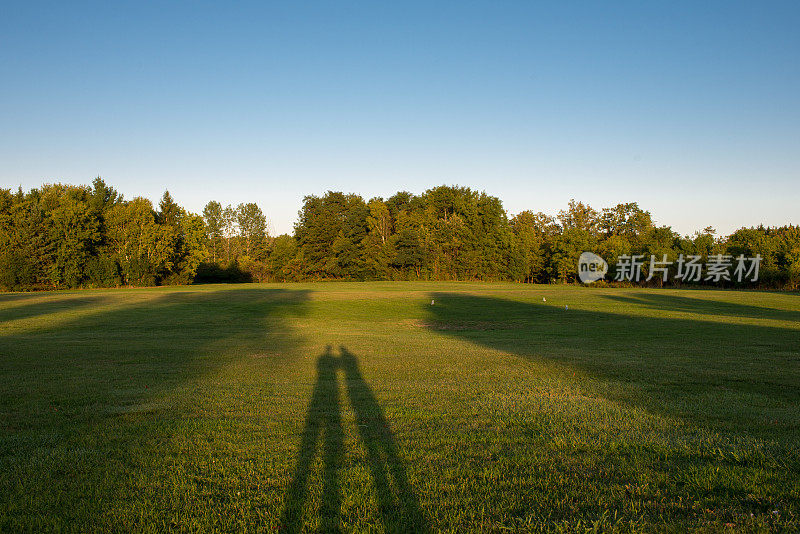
[{"left": 1, "top": 283, "right": 799, "bottom": 532}]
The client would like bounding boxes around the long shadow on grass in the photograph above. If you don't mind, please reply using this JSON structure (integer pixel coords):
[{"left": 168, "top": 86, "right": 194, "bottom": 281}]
[
  {"left": 0, "top": 294, "right": 110, "bottom": 324},
  {"left": 603, "top": 292, "right": 800, "bottom": 323},
  {"left": 425, "top": 292, "right": 800, "bottom": 435},
  {"left": 281, "top": 346, "right": 427, "bottom": 533},
  {"left": 0, "top": 287, "right": 310, "bottom": 529}
]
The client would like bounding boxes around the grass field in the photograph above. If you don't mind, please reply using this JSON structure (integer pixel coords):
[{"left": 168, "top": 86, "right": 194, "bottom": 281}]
[{"left": 1, "top": 283, "right": 799, "bottom": 532}]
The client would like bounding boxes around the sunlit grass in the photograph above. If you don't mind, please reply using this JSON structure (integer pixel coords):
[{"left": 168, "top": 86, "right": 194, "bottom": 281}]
[{"left": 1, "top": 283, "right": 798, "bottom": 531}]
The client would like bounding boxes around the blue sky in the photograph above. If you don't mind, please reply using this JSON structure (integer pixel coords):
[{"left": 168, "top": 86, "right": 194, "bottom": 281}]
[{"left": 1, "top": 1, "right": 798, "bottom": 236}]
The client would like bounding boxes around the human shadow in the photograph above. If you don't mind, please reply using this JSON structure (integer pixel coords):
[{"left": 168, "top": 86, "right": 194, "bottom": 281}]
[
  {"left": 281, "top": 346, "right": 345, "bottom": 532},
  {"left": 341, "top": 347, "right": 428, "bottom": 532},
  {"left": 282, "top": 346, "right": 427, "bottom": 533}
]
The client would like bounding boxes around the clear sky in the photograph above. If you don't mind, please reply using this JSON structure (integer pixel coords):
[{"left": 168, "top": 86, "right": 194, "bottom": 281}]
[{"left": 2, "top": 1, "right": 798, "bottom": 236}]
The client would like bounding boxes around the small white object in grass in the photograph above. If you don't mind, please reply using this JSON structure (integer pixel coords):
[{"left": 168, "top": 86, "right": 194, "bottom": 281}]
[
  {"left": 565, "top": 305, "right": 569, "bottom": 310},
  {"left": 431, "top": 299, "right": 435, "bottom": 305},
  {"left": 542, "top": 297, "right": 546, "bottom": 302}
]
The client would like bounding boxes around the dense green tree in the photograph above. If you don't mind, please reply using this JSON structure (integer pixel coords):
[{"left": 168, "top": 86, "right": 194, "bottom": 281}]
[
  {"left": 2, "top": 180, "right": 799, "bottom": 290},
  {"left": 268, "top": 234, "right": 299, "bottom": 281},
  {"left": 157, "top": 191, "right": 181, "bottom": 227},
  {"left": 90, "top": 177, "right": 121, "bottom": 213},
  {"left": 559, "top": 200, "right": 600, "bottom": 234},
  {"left": 640, "top": 226, "right": 681, "bottom": 285},
  {"left": 549, "top": 200, "right": 601, "bottom": 282},
  {"left": 222, "top": 204, "right": 238, "bottom": 264},
  {"left": 173, "top": 212, "right": 208, "bottom": 282},
  {"left": 510, "top": 211, "right": 558, "bottom": 283},
  {"left": 393, "top": 218, "right": 426, "bottom": 280},
  {"left": 42, "top": 185, "right": 101, "bottom": 288},
  {"left": 294, "top": 192, "right": 369, "bottom": 279},
  {"left": 157, "top": 192, "right": 209, "bottom": 284},
  {"left": 600, "top": 203, "right": 652, "bottom": 237},
  {"left": 236, "top": 202, "right": 268, "bottom": 258},
  {"left": 549, "top": 227, "right": 598, "bottom": 282},
  {"left": 364, "top": 198, "right": 394, "bottom": 280},
  {"left": 203, "top": 201, "right": 225, "bottom": 263},
  {"left": 106, "top": 197, "right": 177, "bottom": 286},
  {"left": 0, "top": 189, "right": 40, "bottom": 289}
]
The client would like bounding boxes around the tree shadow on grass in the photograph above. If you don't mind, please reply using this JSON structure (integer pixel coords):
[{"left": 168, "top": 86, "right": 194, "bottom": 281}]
[
  {"left": 420, "top": 292, "right": 800, "bottom": 528},
  {"left": 0, "top": 292, "right": 51, "bottom": 304},
  {"left": 0, "top": 294, "right": 111, "bottom": 324},
  {"left": 1, "top": 288, "right": 310, "bottom": 410},
  {"left": 0, "top": 287, "right": 310, "bottom": 529},
  {"left": 281, "top": 346, "right": 427, "bottom": 533},
  {"left": 425, "top": 292, "right": 800, "bottom": 436},
  {"left": 602, "top": 292, "right": 800, "bottom": 323}
]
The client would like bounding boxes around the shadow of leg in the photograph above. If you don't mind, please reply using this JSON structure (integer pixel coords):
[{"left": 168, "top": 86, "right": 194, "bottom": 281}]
[
  {"left": 340, "top": 346, "right": 428, "bottom": 533},
  {"left": 319, "top": 355, "right": 344, "bottom": 533},
  {"left": 281, "top": 346, "right": 344, "bottom": 533}
]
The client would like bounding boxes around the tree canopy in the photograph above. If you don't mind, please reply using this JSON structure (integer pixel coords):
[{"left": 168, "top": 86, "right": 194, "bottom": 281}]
[{"left": 1, "top": 180, "right": 798, "bottom": 290}]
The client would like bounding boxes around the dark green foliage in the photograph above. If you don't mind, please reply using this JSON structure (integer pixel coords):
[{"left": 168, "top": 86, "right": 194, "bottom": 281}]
[
  {"left": 236, "top": 202, "right": 268, "bottom": 258},
  {"left": 2, "top": 181, "right": 799, "bottom": 290},
  {"left": 193, "top": 261, "right": 253, "bottom": 283},
  {"left": 157, "top": 191, "right": 181, "bottom": 227},
  {"left": 210, "top": 188, "right": 800, "bottom": 287},
  {"left": 85, "top": 255, "right": 122, "bottom": 287},
  {"left": 0, "top": 249, "right": 38, "bottom": 290},
  {"left": 202, "top": 200, "right": 225, "bottom": 263},
  {"left": 294, "top": 192, "right": 369, "bottom": 279},
  {"left": 268, "top": 234, "right": 299, "bottom": 281},
  {"left": 0, "top": 182, "right": 207, "bottom": 290}
]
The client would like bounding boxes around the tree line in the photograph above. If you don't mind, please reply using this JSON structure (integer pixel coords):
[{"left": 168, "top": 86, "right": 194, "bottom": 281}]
[{"left": 1, "top": 179, "right": 798, "bottom": 291}]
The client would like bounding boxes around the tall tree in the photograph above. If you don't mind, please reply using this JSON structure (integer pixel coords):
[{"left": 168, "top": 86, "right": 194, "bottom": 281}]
[
  {"left": 158, "top": 191, "right": 181, "bottom": 227},
  {"left": 4, "top": 179, "right": 800, "bottom": 290},
  {"left": 236, "top": 202, "right": 268, "bottom": 258},
  {"left": 106, "top": 197, "right": 177, "bottom": 286},
  {"left": 364, "top": 198, "right": 394, "bottom": 279},
  {"left": 222, "top": 204, "right": 238, "bottom": 264},
  {"left": 203, "top": 201, "right": 225, "bottom": 263},
  {"left": 511, "top": 211, "right": 557, "bottom": 283},
  {"left": 42, "top": 184, "right": 101, "bottom": 288},
  {"left": 558, "top": 199, "right": 599, "bottom": 234}
]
